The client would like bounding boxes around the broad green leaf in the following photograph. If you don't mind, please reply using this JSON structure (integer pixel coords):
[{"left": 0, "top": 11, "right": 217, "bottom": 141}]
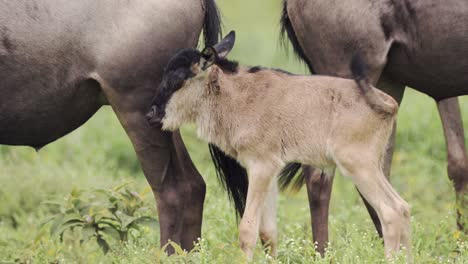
[
  {"left": 98, "top": 227, "right": 121, "bottom": 242},
  {"left": 81, "top": 225, "right": 96, "bottom": 242},
  {"left": 94, "top": 210, "right": 114, "bottom": 222},
  {"left": 61, "top": 213, "right": 83, "bottom": 224},
  {"left": 116, "top": 210, "right": 137, "bottom": 229},
  {"left": 55, "top": 220, "right": 84, "bottom": 237},
  {"left": 98, "top": 218, "right": 121, "bottom": 230},
  {"left": 49, "top": 213, "right": 65, "bottom": 236}
]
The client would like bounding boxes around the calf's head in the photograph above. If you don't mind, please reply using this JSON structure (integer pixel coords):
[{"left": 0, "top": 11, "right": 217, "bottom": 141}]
[{"left": 146, "top": 31, "right": 236, "bottom": 130}]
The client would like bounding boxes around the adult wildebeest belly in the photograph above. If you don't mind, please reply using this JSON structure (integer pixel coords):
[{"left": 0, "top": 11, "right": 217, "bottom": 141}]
[
  {"left": 0, "top": 0, "right": 203, "bottom": 148},
  {"left": 384, "top": 1, "right": 468, "bottom": 100},
  {"left": 0, "top": 59, "right": 102, "bottom": 149}
]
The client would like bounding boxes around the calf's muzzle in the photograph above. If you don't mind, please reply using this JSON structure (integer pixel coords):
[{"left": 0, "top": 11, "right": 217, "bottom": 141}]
[{"left": 146, "top": 105, "right": 163, "bottom": 126}]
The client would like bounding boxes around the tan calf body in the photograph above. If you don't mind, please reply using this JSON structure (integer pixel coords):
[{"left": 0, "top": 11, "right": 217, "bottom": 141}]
[
  {"left": 150, "top": 32, "right": 411, "bottom": 261},
  {"left": 165, "top": 66, "right": 394, "bottom": 168},
  {"left": 163, "top": 65, "right": 410, "bottom": 259}
]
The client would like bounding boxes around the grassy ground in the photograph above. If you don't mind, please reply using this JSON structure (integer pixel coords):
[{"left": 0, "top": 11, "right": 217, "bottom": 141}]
[{"left": 1, "top": 0, "right": 467, "bottom": 263}]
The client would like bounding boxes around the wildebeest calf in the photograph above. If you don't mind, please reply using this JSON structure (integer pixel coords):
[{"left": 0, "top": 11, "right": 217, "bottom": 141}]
[{"left": 146, "top": 31, "right": 411, "bottom": 261}]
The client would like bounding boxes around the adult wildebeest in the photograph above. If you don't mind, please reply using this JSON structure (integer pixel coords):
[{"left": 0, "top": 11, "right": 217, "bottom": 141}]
[
  {"left": 146, "top": 31, "right": 411, "bottom": 261},
  {"left": 0, "top": 0, "right": 221, "bottom": 254},
  {"left": 279, "top": 0, "right": 468, "bottom": 255}
]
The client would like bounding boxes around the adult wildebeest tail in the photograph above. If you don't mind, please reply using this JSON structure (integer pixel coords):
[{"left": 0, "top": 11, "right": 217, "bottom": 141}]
[
  {"left": 209, "top": 145, "right": 248, "bottom": 218},
  {"left": 351, "top": 54, "right": 398, "bottom": 115},
  {"left": 278, "top": 162, "right": 305, "bottom": 192},
  {"left": 280, "top": 0, "right": 315, "bottom": 74},
  {"left": 203, "top": 0, "right": 222, "bottom": 46}
]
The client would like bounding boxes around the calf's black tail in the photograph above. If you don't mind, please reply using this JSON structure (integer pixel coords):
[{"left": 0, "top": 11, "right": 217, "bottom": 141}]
[
  {"left": 209, "top": 145, "right": 248, "bottom": 217},
  {"left": 210, "top": 145, "right": 306, "bottom": 218},
  {"left": 278, "top": 162, "right": 305, "bottom": 192}
]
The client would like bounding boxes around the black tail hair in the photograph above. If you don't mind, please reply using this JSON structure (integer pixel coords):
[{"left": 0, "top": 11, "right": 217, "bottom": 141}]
[
  {"left": 278, "top": 162, "right": 305, "bottom": 192},
  {"left": 350, "top": 53, "right": 368, "bottom": 82},
  {"left": 209, "top": 144, "right": 248, "bottom": 217},
  {"left": 279, "top": 0, "right": 315, "bottom": 74},
  {"left": 203, "top": 0, "right": 222, "bottom": 46},
  {"left": 351, "top": 53, "right": 397, "bottom": 115}
]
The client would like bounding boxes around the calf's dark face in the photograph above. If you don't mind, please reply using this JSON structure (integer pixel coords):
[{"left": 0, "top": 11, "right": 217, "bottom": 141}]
[
  {"left": 145, "top": 31, "right": 236, "bottom": 128},
  {"left": 146, "top": 49, "right": 202, "bottom": 126}
]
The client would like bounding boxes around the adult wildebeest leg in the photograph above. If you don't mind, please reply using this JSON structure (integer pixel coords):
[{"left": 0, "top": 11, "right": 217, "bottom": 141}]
[
  {"left": 239, "top": 160, "right": 281, "bottom": 261},
  {"left": 259, "top": 180, "right": 279, "bottom": 257},
  {"left": 169, "top": 132, "right": 207, "bottom": 250},
  {"left": 95, "top": 76, "right": 205, "bottom": 254},
  {"left": 437, "top": 97, "right": 468, "bottom": 231},
  {"left": 303, "top": 166, "right": 334, "bottom": 256},
  {"left": 125, "top": 127, "right": 205, "bottom": 254}
]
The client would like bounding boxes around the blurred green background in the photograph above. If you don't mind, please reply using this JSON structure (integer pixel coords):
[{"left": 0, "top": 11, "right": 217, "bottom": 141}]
[{"left": 1, "top": 0, "right": 467, "bottom": 263}]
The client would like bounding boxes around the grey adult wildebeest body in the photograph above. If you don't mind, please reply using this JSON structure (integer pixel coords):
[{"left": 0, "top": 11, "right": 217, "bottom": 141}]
[
  {"left": 0, "top": 0, "right": 221, "bottom": 253},
  {"left": 146, "top": 31, "right": 411, "bottom": 260},
  {"left": 280, "top": 0, "right": 468, "bottom": 255}
]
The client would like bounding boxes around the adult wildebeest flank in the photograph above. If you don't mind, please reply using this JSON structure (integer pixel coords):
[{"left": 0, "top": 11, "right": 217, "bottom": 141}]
[
  {"left": 0, "top": 0, "right": 221, "bottom": 254},
  {"left": 280, "top": 0, "right": 468, "bottom": 255}
]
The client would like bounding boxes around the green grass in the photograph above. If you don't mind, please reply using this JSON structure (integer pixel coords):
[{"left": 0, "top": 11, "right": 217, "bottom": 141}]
[{"left": 1, "top": 0, "right": 467, "bottom": 263}]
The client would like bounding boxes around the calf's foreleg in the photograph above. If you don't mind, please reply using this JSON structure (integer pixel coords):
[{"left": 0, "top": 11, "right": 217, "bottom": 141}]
[
  {"left": 259, "top": 180, "right": 279, "bottom": 257},
  {"left": 239, "top": 160, "right": 281, "bottom": 261}
]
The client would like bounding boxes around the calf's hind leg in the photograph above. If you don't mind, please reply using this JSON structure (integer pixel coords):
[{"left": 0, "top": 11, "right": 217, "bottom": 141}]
[
  {"left": 437, "top": 97, "right": 468, "bottom": 231},
  {"left": 334, "top": 151, "right": 411, "bottom": 259},
  {"left": 357, "top": 76, "right": 406, "bottom": 238},
  {"left": 305, "top": 72, "right": 405, "bottom": 255}
]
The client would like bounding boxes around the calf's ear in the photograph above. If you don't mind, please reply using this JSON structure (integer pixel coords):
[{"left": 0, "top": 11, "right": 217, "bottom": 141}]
[
  {"left": 200, "top": 31, "right": 236, "bottom": 70},
  {"left": 213, "top": 31, "right": 236, "bottom": 58}
]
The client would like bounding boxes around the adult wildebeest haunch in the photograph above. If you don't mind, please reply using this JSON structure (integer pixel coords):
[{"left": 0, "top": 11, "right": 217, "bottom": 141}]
[
  {"left": 0, "top": 0, "right": 221, "bottom": 254},
  {"left": 280, "top": 0, "right": 468, "bottom": 256},
  {"left": 146, "top": 31, "right": 411, "bottom": 261}
]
